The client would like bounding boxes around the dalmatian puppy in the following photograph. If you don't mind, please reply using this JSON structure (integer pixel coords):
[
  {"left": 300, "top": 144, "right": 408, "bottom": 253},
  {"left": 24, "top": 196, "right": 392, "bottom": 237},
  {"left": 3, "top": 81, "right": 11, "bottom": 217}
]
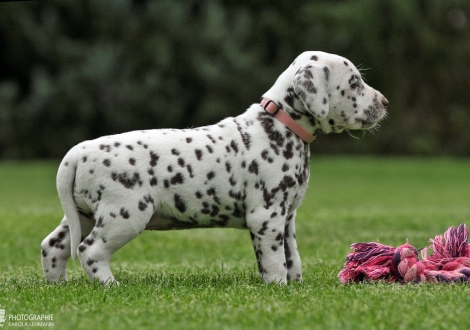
[{"left": 41, "top": 51, "right": 388, "bottom": 284}]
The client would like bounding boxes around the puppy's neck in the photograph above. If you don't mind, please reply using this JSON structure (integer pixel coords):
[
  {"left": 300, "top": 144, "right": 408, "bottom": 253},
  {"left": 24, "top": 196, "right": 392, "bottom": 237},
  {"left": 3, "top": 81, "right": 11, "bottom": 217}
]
[{"left": 261, "top": 90, "right": 326, "bottom": 135}]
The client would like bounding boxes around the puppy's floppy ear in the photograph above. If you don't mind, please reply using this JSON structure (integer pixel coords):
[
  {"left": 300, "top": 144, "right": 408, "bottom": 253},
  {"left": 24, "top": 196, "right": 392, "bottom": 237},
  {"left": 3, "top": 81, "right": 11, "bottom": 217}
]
[{"left": 293, "top": 64, "right": 329, "bottom": 119}]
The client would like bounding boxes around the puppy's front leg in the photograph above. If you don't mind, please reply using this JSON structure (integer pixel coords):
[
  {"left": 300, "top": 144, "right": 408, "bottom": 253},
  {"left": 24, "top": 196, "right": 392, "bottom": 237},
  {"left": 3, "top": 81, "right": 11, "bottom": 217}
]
[{"left": 248, "top": 208, "right": 288, "bottom": 284}]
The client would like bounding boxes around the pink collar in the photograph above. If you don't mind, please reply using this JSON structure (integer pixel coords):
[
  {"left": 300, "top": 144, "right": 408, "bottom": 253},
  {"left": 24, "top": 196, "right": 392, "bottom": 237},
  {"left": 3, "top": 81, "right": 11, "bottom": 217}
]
[{"left": 260, "top": 98, "right": 316, "bottom": 143}]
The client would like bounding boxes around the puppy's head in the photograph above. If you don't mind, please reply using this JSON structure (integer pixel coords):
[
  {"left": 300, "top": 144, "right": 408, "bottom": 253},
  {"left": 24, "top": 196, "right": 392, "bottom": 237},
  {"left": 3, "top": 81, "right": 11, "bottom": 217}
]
[{"left": 267, "top": 51, "right": 388, "bottom": 134}]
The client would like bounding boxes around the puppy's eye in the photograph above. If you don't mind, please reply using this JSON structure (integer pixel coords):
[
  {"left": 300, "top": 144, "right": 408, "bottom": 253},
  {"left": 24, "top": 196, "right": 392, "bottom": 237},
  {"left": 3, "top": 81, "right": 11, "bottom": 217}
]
[{"left": 350, "top": 79, "right": 360, "bottom": 89}]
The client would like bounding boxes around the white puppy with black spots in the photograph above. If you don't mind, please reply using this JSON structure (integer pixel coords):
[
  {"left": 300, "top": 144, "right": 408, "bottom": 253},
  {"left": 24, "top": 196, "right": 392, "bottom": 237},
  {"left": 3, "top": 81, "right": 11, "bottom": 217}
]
[{"left": 41, "top": 51, "right": 388, "bottom": 284}]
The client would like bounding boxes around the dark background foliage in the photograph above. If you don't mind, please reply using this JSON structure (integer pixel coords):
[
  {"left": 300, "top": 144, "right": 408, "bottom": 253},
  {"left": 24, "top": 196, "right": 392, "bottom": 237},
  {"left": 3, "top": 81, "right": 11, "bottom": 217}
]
[{"left": 0, "top": 0, "right": 469, "bottom": 158}]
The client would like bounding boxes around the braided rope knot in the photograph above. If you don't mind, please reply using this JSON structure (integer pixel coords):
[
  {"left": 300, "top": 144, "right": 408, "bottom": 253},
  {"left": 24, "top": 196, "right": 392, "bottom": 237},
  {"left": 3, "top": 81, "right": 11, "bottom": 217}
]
[
  {"left": 390, "top": 243, "right": 426, "bottom": 283},
  {"left": 339, "top": 223, "right": 470, "bottom": 284}
]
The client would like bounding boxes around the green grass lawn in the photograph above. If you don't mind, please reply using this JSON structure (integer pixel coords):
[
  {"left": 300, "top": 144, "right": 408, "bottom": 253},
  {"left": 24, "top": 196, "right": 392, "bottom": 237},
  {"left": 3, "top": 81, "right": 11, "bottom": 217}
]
[{"left": 1, "top": 157, "right": 470, "bottom": 329}]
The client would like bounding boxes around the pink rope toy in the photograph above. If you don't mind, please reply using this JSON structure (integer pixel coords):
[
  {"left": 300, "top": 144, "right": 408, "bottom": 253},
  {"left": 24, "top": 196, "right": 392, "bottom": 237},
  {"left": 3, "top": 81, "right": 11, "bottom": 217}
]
[{"left": 338, "top": 223, "right": 470, "bottom": 284}]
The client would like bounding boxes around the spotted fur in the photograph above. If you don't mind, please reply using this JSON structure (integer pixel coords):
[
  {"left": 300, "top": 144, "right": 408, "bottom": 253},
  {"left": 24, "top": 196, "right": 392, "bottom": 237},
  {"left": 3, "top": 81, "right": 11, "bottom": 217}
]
[{"left": 41, "top": 51, "right": 388, "bottom": 284}]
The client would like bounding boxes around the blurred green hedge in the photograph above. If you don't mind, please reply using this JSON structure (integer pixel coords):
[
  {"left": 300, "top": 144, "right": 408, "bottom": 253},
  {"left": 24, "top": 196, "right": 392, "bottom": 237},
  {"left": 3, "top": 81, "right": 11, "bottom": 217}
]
[{"left": 0, "top": 0, "right": 469, "bottom": 158}]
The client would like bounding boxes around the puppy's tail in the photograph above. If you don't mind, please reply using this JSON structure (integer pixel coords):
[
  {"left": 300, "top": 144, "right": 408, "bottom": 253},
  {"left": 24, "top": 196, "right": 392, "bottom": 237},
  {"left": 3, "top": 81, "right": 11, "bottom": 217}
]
[{"left": 56, "top": 149, "right": 81, "bottom": 261}]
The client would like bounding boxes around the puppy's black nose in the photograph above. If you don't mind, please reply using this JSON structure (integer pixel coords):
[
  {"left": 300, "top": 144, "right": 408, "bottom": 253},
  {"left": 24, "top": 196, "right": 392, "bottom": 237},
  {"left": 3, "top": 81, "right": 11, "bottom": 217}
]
[{"left": 381, "top": 97, "right": 389, "bottom": 107}]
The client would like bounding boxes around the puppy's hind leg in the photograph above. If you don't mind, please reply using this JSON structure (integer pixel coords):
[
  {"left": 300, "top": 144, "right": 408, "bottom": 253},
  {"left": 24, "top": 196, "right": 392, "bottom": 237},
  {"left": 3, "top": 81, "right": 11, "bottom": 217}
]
[
  {"left": 41, "top": 215, "right": 94, "bottom": 282},
  {"left": 77, "top": 204, "right": 153, "bottom": 285}
]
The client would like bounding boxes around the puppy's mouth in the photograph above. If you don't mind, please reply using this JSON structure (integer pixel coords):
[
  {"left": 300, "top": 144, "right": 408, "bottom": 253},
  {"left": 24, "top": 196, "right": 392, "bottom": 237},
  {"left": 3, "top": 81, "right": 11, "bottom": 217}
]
[
  {"left": 358, "top": 106, "right": 387, "bottom": 130},
  {"left": 359, "top": 119, "right": 380, "bottom": 130}
]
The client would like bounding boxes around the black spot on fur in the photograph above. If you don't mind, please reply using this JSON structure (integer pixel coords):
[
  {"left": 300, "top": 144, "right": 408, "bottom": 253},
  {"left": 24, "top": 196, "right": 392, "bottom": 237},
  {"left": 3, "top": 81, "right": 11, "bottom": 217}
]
[
  {"left": 258, "top": 221, "right": 269, "bottom": 235},
  {"left": 174, "top": 194, "right": 187, "bottom": 213},
  {"left": 201, "top": 202, "right": 210, "bottom": 214},
  {"left": 177, "top": 158, "right": 185, "bottom": 167},
  {"left": 283, "top": 142, "right": 294, "bottom": 159},
  {"left": 186, "top": 165, "right": 194, "bottom": 178},
  {"left": 120, "top": 208, "right": 130, "bottom": 219},
  {"left": 248, "top": 160, "right": 259, "bottom": 175},
  {"left": 103, "top": 159, "right": 111, "bottom": 167},
  {"left": 96, "top": 216, "right": 105, "bottom": 228},
  {"left": 284, "top": 94, "right": 294, "bottom": 108},
  {"left": 225, "top": 162, "right": 232, "bottom": 173},
  {"left": 236, "top": 125, "right": 251, "bottom": 150},
  {"left": 207, "top": 135, "right": 216, "bottom": 143},
  {"left": 186, "top": 137, "right": 192, "bottom": 143},
  {"left": 229, "top": 175, "right": 237, "bottom": 186},
  {"left": 129, "top": 158, "right": 136, "bottom": 165},
  {"left": 206, "top": 171, "right": 215, "bottom": 180},
  {"left": 279, "top": 175, "right": 296, "bottom": 191},
  {"left": 311, "top": 55, "right": 318, "bottom": 61},
  {"left": 210, "top": 205, "right": 219, "bottom": 217},
  {"left": 302, "top": 78, "right": 317, "bottom": 94},
  {"left": 126, "top": 145, "right": 134, "bottom": 150},
  {"left": 323, "top": 67, "right": 330, "bottom": 81},
  {"left": 230, "top": 140, "right": 239, "bottom": 154},
  {"left": 261, "top": 150, "right": 274, "bottom": 163},
  {"left": 170, "top": 172, "right": 185, "bottom": 185},
  {"left": 231, "top": 203, "right": 244, "bottom": 218},
  {"left": 138, "top": 200, "right": 148, "bottom": 211},
  {"left": 49, "top": 238, "right": 58, "bottom": 247},
  {"left": 84, "top": 237, "right": 94, "bottom": 246},
  {"left": 229, "top": 190, "right": 242, "bottom": 201},
  {"left": 257, "top": 112, "right": 285, "bottom": 147},
  {"left": 195, "top": 149, "right": 203, "bottom": 161},
  {"left": 171, "top": 148, "right": 180, "bottom": 156},
  {"left": 100, "top": 144, "right": 112, "bottom": 152},
  {"left": 150, "top": 151, "right": 159, "bottom": 167},
  {"left": 206, "top": 188, "right": 221, "bottom": 204},
  {"left": 144, "top": 194, "right": 154, "bottom": 205},
  {"left": 286, "top": 260, "right": 293, "bottom": 269},
  {"left": 111, "top": 172, "right": 143, "bottom": 189}
]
